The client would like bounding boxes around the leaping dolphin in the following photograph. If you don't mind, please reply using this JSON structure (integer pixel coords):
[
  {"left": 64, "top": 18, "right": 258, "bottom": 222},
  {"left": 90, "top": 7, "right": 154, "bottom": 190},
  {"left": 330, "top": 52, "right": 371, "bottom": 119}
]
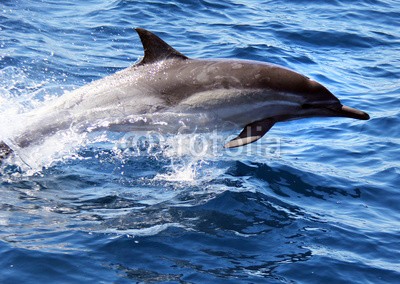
[{"left": 0, "top": 28, "right": 369, "bottom": 162}]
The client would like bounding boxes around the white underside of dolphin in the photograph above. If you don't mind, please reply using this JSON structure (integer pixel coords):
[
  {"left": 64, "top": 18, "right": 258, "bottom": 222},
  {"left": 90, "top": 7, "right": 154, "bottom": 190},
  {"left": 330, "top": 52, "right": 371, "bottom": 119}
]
[{"left": 0, "top": 28, "right": 369, "bottom": 163}]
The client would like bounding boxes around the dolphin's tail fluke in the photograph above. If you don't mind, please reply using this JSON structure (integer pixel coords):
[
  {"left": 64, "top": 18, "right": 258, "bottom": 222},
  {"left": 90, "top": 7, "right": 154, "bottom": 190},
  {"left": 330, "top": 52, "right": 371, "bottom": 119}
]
[{"left": 0, "top": 141, "right": 13, "bottom": 162}]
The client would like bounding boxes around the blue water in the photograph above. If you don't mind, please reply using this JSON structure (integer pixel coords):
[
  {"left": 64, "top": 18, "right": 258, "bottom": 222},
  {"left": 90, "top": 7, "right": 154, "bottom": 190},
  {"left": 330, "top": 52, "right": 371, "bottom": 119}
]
[{"left": 1, "top": 0, "right": 399, "bottom": 283}]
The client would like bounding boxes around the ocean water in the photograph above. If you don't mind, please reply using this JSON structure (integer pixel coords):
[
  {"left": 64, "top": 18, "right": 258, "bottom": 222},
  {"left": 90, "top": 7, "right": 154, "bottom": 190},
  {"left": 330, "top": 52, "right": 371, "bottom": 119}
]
[{"left": 1, "top": 0, "right": 399, "bottom": 283}]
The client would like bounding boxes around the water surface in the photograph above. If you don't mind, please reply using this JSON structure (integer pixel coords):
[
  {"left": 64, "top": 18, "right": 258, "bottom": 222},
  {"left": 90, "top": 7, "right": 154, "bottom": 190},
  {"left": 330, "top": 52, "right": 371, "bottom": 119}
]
[{"left": 1, "top": 0, "right": 399, "bottom": 283}]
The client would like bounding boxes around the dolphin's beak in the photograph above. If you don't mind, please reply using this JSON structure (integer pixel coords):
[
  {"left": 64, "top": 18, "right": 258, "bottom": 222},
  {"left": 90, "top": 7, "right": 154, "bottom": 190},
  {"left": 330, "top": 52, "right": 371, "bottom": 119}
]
[{"left": 334, "top": 105, "right": 370, "bottom": 120}]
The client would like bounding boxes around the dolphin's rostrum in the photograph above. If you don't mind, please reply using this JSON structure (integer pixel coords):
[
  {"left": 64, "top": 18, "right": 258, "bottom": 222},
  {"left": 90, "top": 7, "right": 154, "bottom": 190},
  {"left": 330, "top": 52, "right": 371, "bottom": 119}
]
[{"left": 0, "top": 28, "right": 369, "bottom": 162}]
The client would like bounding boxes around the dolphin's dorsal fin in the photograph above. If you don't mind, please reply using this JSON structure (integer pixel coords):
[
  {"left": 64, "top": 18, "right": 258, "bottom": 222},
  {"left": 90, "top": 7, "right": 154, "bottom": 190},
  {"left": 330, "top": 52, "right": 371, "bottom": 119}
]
[{"left": 135, "top": 28, "right": 188, "bottom": 66}]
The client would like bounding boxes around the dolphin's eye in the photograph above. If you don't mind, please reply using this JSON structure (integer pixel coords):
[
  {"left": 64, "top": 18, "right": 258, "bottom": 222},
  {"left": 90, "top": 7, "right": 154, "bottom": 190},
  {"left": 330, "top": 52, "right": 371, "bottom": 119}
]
[{"left": 302, "top": 103, "right": 313, "bottom": 109}]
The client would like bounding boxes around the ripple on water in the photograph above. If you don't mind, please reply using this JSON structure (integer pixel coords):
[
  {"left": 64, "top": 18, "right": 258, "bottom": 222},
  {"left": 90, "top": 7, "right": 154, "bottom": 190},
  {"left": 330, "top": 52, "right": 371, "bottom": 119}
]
[{"left": 1, "top": 0, "right": 399, "bottom": 283}]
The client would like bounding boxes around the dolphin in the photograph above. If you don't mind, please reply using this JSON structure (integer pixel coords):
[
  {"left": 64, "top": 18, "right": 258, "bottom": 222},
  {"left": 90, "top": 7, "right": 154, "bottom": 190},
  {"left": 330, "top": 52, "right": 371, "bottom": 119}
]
[{"left": 0, "top": 28, "right": 369, "bottom": 162}]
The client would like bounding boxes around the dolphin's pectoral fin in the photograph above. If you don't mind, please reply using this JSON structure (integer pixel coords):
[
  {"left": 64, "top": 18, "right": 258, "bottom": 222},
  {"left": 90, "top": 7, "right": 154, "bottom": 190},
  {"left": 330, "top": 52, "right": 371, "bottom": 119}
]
[
  {"left": 224, "top": 118, "right": 275, "bottom": 148},
  {"left": 135, "top": 28, "right": 189, "bottom": 66}
]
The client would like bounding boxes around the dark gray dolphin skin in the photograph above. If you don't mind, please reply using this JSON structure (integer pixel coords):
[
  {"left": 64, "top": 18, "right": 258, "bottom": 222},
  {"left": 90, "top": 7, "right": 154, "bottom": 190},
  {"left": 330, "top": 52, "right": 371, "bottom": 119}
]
[
  {"left": 136, "top": 28, "right": 369, "bottom": 147},
  {"left": 0, "top": 28, "right": 369, "bottom": 161},
  {"left": 133, "top": 28, "right": 368, "bottom": 149}
]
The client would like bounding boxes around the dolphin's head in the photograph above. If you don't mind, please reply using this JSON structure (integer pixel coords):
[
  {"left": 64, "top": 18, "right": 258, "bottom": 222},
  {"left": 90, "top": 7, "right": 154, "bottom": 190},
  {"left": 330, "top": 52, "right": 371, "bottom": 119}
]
[{"left": 300, "top": 80, "right": 370, "bottom": 120}]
